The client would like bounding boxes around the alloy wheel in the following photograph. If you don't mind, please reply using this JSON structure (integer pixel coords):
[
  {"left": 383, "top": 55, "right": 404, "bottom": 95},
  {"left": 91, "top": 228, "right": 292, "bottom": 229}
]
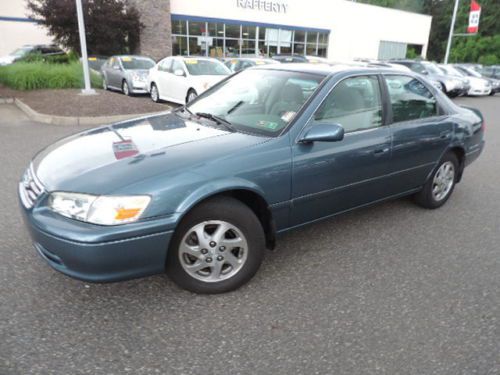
[
  {"left": 432, "top": 161, "right": 455, "bottom": 201},
  {"left": 178, "top": 220, "right": 248, "bottom": 283}
]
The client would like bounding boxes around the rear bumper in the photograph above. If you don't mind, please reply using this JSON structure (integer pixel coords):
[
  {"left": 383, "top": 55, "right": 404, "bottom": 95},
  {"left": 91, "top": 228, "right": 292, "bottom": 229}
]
[
  {"left": 465, "top": 140, "right": 485, "bottom": 167},
  {"left": 20, "top": 204, "right": 176, "bottom": 283}
]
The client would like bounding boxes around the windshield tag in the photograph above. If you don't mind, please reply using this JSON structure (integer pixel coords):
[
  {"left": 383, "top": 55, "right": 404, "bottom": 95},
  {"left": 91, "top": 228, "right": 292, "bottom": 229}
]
[{"left": 281, "top": 111, "right": 296, "bottom": 122}]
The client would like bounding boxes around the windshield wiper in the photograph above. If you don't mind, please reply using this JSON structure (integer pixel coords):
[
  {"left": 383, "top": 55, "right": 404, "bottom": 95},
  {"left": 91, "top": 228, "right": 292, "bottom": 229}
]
[
  {"left": 227, "top": 100, "right": 244, "bottom": 115},
  {"left": 195, "top": 112, "right": 236, "bottom": 132}
]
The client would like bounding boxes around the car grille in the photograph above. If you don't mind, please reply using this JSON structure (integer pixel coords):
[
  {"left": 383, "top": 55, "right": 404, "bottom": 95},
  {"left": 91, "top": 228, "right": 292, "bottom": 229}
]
[{"left": 19, "top": 164, "right": 45, "bottom": 209}]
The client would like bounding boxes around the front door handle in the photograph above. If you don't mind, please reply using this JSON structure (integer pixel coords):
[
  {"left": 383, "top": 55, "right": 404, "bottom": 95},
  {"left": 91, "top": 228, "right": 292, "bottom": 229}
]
[
  {"left": 373, "top": 147, "right": 390, "bottom": 156},
  {"left": 440, "top": 131, "right": 452, "bottom": 140}
]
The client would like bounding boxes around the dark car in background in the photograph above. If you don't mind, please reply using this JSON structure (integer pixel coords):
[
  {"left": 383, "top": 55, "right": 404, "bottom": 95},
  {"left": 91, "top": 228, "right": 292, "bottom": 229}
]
[
  {"left": 101, "top": 55, "right": 156, "bottom": 96},
  {"left": 392, "top": 59, "right": 468, "bottom": 97},
  {"left": 0, "top": 44, "right": 65, "bottom": 66},
  {"left": 478, "top": 65, "right": 500, "bottom": 80},
  {"left": 224, "top": 57, "right": 278, "bottom": 72},
  {"left": 19, "top": 65, "right": 484, "bottom": 294}
]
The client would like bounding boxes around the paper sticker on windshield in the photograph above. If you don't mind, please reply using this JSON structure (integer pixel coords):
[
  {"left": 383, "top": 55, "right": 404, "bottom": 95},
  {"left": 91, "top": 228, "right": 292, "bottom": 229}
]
[
  {"left": 281, "top": 111, "right": 296, "bottom": 122},
  {"left": 121, "top": 57, "right": 132, "bottom": 62},
  {"left": 88, "top": 57, "right": 97, "bottom": 61},
  {"left": 257, "top": 120, "right": 279, "bottom": 130},
  {"left": 185, "top": 59, "right": 198, "bottom": 64}
]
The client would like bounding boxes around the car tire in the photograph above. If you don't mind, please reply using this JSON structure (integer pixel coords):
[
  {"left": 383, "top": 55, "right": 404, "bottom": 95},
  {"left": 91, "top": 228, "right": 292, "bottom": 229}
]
[
  {"left": 186, "top": 89, "right": 198, "bottom": 104},
  {"left": 122, "top": 80, "right": 131, "bottom": 96},
  {"left": 414, "top": 152, "right": 459, "bottom": 209},
  {"left": 150, "top": 83, "right": 160, "bottom": 103},
  {"left": 166, "top": 196, "right": 265, "bottom": 294}
]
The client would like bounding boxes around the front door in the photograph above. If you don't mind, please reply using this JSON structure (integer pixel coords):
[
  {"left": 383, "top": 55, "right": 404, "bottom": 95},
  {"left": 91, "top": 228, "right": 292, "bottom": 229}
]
[{"left": 291, "top": 75, "right": 393, "bottom": 226}]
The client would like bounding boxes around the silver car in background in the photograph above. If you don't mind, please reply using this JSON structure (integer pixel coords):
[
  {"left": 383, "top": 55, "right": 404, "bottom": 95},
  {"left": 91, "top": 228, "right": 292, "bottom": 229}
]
[{"left": 101, "top": 55, "right": 156, "bottom": 96}]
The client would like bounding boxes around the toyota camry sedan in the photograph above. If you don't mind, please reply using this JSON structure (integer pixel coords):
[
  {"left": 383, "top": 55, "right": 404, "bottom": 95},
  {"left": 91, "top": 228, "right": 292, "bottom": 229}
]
[{"left": 19, "top": 64, "right": 484, "bottom": 294}]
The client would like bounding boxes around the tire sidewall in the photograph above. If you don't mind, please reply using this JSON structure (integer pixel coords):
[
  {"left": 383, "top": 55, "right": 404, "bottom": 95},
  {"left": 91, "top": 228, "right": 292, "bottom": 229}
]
[
  {"left": 151, "top": 83, "right": 159, "bottom": 102},
  {"left": 122, "top": 80, "right": 130, "bottom": 96},
  {"left": 420, "top": 153, "right": 459, "bottom": 209},
  {"left": 167, "top": 197, "right": 265, "bottom": 294}
]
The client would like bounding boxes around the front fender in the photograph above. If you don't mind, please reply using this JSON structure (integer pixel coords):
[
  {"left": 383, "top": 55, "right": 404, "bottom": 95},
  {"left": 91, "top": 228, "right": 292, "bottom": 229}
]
[{"left": 175, "top": 177, "right": 268, "bottom": 216}]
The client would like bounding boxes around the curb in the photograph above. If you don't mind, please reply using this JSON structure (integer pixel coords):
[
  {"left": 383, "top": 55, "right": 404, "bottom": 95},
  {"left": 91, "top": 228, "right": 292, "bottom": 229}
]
[{"left": 1, "top": 97, "right": 166, "bottom": 126}]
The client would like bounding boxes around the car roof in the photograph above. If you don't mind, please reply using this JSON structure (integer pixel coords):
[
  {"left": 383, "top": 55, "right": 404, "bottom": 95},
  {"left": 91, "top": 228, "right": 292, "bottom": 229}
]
[{"left": 251, "top": 62, "right": 411, "bottom": 77}]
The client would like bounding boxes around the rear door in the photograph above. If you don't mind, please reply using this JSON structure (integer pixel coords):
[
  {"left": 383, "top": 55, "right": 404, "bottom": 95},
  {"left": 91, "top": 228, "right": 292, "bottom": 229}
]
[
  {"left": 382, "top": 74, "right": 453, "bottom": 194},
  {"left": 291, "top": 74, "right": 393, "bottom": 225}
]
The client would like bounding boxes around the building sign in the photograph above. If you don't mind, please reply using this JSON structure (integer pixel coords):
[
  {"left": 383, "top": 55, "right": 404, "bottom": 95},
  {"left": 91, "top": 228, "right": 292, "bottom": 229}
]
[
  {"left": 236, "top": 0, "right": 288, "bottom": 14},
  {"left": 467, "top": 0, "right": 481, "bottom": 34}
]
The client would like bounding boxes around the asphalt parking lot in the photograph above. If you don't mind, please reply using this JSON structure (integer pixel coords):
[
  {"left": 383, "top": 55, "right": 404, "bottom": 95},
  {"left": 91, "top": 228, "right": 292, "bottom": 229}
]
[{"left": 1, "top": 97, "right": 499, "bottom": 375}]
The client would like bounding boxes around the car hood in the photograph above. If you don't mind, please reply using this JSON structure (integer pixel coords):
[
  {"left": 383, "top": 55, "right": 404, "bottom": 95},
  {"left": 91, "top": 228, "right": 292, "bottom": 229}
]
[
  {"left": 0, "top": 55, "right": 16, "bottom": 65},
  {"left": 190, "top": 75, "right": 228, "bottom": 91},
  {"left": 33, "top": 112, "right": 267, "bottom": 194}
]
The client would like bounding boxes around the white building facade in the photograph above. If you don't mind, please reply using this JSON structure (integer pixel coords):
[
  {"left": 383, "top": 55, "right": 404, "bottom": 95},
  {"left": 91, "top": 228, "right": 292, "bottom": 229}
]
[
  {"left": 0, "top": 1, "right": 52, "bottom": 56},
  {"left": 170, "top": 0, "right": 432, "bottom": 60}
]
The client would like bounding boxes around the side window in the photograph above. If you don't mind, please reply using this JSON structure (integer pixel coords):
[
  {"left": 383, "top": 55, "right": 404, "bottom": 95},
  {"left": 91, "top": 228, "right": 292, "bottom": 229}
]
[
  {"left": 385, "top": 75, "right": 438, "bottom": 123},
  {"left": 314, "top": 75, "right": 383, "bottom": 133},
  {"left": 111, "top": 58, "right": 120, "bottom": 69},
  {"left": 171, "top": 60, "right": 184, "bottom": 74},
  {"left": 159, "top": 58, "right": 172, "bottom": 72}
]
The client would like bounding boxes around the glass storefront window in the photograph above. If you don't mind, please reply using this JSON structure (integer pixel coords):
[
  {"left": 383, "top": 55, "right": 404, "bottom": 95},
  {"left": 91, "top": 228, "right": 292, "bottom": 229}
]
[
  {"left": 225, "top": 23, "right": 240, "bottom": 39},
  {"left": 172, "top": 35, "right": 188, "bottom": 55},
  {"left": 306, "top": 43, "right": 317, "bottom": 55},
  {"left": 189, "top": 37, "right": 203, "bottom": 56},
  {"left": 241, "top": 40, "right": 256, "bottom": 56},
  {"left": 242, "top": 25, "right": 256, "bottom": 39},
  {"left": 171, "top": 18, "right": 329, "bottom": 58},
  {"left": 209, "top": 38, "right": 224, "bottom": 58},
  {"left": 294, "top": 30, "right": 305, "bottom": 43},
  {"left": 318, "top": 32, "right": 329, "bottom": 45},
  {"left": 225, "top": 39, "right": 240, "bottom": 57},
  {"left": 172, "top": 20, "right": 186, "bottom": 35},
  {"left": 293, "top": 43, "right": 305, "bottom": 55},
  {"left": 188, "top": 21, "right": 206, "bottom": 36},
  {"left": 307, "top": 31, "right": 318, "bottom": 44},
  {"left": 208, "top": 22, "right": 224, "bottom": 37}
]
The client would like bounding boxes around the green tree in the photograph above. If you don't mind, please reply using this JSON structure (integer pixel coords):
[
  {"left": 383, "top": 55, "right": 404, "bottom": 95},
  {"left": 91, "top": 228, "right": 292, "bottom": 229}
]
[{"left": 26, "top": 0, "right": 143, "bottom": 56}]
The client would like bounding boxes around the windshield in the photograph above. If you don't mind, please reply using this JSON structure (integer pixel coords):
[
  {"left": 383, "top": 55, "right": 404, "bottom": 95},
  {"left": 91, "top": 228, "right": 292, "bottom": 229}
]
[
  {"left": 120, "top": 57, "right": 155, "bottom": 70},
  {"left": 462, "top": 67, "right": 481, "bottom": 78},
  {"left": 10, "top": 47, "right": 32, "bottom": 57},
  {"left": 187, "top": 69, "right": 325, "bottom": 137},
  {"left": 184, "top": 59, "right": 230, "bottom": 76},
  {"left": 425, "top": 63, "right": 442, "bottom": 75},
  {"left": 440, "top": 65, "right": 464, "bottom": 77}
]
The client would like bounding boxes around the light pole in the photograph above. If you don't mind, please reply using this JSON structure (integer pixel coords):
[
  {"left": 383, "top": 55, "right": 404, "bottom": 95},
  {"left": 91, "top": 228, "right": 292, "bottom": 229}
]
[
  {"left": 75, "top": 0, "right": 96, "bottom": 95},
  {"left": 444, "top": 0, "right": 460, "bottom": 64}
]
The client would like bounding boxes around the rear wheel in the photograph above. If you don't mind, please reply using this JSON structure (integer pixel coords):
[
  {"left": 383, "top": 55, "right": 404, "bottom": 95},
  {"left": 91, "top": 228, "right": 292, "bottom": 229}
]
[
  {"left": 414, "top": 152, "right": 458, "bottom": 209},
  {"left": 167, "top": 197, "right": 265, "bottom": 294}
]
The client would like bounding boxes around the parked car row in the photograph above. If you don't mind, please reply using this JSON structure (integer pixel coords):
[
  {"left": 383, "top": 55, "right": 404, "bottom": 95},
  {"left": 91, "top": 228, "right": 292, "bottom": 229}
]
[{"left": 99, "top": 54, "right": 500, "bottom": 106}]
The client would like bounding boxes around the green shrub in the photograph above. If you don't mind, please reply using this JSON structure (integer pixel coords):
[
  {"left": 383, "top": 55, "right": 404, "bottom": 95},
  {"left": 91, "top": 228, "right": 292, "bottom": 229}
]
[{"left": 0, "top": 61, "right": 101, "bottom": 90}]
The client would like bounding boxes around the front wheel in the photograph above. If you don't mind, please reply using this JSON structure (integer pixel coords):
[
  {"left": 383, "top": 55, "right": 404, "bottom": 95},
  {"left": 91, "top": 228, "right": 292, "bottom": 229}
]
[
  {"left": 186, "top": 89, "right": 197, "bottom": 104},
  {"left": 122, "top": 80, "right": 131, "bottom": 96},
  {"left": 167, "top": 197, "right": 265, "bottom": 294},
  {"left": 150, "top": 83, "right": 161, "bottom": 102},
  {"left": 414, "top": 153, "right": 458, "bottom": 209}
]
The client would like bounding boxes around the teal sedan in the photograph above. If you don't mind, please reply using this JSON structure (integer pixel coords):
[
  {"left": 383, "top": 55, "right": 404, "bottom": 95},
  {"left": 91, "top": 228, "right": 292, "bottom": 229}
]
[{"left": 19, "top": 64, "right": 485, "bottom": 293}]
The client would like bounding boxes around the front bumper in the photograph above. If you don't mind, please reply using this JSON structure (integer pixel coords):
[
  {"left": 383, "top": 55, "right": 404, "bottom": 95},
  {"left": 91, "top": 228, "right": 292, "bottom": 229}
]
[
  {"left": 468, "top": 87, "right": 492, "bottom": 96},
  {"left": 131, "top": 80, "right": 148, "bottom": 94},
  {"left": 20, "top": 199, "right": 177, "bottom": 283}
]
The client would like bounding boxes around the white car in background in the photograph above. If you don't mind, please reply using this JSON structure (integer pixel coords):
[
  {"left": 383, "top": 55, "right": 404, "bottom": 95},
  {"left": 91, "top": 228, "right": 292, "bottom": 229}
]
[
  {"left": 440, "top": 64, "right": 491, "bottom": 96},
  {"left": 148, "top": 56, "right": 231, "bottom": 104}
]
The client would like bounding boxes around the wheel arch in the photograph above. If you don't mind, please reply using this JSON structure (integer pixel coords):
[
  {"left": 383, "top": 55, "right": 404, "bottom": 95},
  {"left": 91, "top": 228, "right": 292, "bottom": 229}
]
[
  {"left": 448, "top": 145, "right": 466, "bottom": 182},
  {"left": 176, "top": 183, "right": 276, "bottom": 250}
]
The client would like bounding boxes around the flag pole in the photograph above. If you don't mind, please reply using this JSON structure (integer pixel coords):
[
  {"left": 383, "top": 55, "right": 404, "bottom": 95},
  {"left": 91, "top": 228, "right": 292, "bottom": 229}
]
[{"left": 444, "top": 0, "right": 460, "bottom": 64}]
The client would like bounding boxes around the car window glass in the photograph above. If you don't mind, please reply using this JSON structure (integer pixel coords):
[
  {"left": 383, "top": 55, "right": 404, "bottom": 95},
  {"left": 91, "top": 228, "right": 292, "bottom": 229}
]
[
  {"left": 184, "top": 59, "right": 231, "bottom": 76},
  {"left": 410, "top": 63, "right": 426, "bottom": 75},
  {"left": 172, "top": 60, "right": 184, "bottom": 74},
  {"left": 159, "top": 58, "right": 172, "bottom": 72},
  {"left": 314, "top": 75, "right": 383, "bottom": 133},
  {"left": 385, "top": 75, "right": 438, "bottom": 123},
  {"left": 120, "top": 57, "right": 155, "bottom": 70},
  {"left": 111, "top": 58, "right": 120, "bottom": 69}
]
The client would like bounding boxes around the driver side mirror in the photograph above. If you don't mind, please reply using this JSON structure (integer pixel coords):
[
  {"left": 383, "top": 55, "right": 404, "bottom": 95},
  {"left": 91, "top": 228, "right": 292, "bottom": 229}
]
[
  {"left": 299, "top": 123, "right": 345, "bottom": 143},
  {"left": 174, "top": 69, "right": 185, "bottom": 77}
]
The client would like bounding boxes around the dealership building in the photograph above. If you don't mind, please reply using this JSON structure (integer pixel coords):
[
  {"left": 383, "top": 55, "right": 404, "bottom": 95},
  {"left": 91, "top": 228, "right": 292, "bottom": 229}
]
[{"left": 1, "top": 0, "right": 432, "bottom": 61}]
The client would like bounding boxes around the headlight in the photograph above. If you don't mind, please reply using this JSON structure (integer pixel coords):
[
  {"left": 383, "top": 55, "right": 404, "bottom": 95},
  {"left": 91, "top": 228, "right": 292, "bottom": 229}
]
[
  {"left": 131, "top": 72, "right": 146, "bottom": 82},
  {"left": 49, "top": 192, "right": 151, "bottom": 225}
]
